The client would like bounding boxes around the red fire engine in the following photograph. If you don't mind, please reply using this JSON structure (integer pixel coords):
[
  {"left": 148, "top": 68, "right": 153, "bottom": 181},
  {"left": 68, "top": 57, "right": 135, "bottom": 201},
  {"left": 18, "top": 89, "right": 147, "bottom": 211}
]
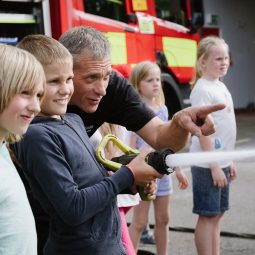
[{"left": 0, "top": 0, "right": 204, "bottom": 116}]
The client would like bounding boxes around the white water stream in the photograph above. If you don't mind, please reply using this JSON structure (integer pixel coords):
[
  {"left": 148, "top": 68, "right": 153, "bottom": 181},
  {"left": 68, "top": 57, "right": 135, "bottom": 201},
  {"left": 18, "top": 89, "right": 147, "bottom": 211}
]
[{"left": 165, "top": 149, "right": 255, "bottom": 168}]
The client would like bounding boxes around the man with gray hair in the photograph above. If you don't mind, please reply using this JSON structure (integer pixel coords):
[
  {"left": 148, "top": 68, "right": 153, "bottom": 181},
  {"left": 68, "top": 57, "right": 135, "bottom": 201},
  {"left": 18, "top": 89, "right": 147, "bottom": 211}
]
[{"left": 60, "top": 26, "right": 225, "bottom": 151}]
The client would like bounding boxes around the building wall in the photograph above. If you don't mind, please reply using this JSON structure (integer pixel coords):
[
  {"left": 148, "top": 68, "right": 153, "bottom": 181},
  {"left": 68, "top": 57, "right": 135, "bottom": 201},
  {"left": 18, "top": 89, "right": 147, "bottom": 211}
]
[{"left": 203, "top": 0, "right": 255, "bottom": 109}]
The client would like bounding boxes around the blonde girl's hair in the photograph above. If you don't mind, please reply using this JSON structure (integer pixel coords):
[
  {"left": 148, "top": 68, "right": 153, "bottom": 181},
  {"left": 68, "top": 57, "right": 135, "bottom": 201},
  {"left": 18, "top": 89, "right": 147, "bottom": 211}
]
[
  {"left": 191, "top": 36, "right": 229, "bottom": 88},
  {"left": 99, "top": 123, "right": 120, "bottom": 159},
  {"left": 130, "top": 61, "right": 165, "bottom": 106},
  {"left": 17, "top": 34, "right": 73, "bottom": 66},
  {"left": 0, "top": 44, "right": 45, "bottom": 143}
]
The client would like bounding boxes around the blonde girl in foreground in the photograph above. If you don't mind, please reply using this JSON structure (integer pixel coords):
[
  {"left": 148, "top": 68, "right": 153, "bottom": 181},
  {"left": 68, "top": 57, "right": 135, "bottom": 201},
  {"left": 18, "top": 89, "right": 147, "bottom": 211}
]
[{"left": 0, "top": 44, "right": 45, "bottom": 255}]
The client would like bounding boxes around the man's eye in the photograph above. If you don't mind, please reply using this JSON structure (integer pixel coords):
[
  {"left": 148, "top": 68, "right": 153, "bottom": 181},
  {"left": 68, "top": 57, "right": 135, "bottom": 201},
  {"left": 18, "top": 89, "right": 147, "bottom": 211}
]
[
  {"left": 86, "top": 76, "right": 96, "bottom": 82},
  {"left": 103, "top": 74, "right": 110, "bottom": 81}
]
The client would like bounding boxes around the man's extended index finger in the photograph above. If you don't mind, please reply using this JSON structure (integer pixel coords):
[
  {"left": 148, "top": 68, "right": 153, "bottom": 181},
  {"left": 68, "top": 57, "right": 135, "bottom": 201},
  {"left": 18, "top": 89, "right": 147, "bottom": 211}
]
[{"left": 198, "top": 103, "right": 226, "bottom": 118}]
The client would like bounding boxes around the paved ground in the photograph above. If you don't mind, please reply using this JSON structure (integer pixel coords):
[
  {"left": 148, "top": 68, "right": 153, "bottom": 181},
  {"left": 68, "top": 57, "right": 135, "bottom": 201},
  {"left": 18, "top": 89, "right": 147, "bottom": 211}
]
[{"left": 127, "top": 113, "right": 255, "bottom": 255}]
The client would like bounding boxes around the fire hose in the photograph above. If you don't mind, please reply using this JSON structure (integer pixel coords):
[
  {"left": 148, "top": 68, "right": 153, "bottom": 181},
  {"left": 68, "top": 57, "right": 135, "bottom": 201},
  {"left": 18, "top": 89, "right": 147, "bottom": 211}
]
[{"left": 96, "top": 134, "right": 255, "bottom": 200}]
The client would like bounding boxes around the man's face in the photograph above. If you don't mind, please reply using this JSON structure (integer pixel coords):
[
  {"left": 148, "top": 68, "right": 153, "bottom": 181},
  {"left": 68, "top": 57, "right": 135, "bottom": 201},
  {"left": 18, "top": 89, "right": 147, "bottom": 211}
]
[{"left": 70, "top": 52, "right": 112, "bottom": 113}]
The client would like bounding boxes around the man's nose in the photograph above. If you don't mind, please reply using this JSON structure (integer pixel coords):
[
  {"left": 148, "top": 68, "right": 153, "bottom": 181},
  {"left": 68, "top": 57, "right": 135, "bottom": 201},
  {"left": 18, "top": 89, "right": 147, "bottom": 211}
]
[{"left": 95, "top": 80, "right": 107, "bottom": 96}]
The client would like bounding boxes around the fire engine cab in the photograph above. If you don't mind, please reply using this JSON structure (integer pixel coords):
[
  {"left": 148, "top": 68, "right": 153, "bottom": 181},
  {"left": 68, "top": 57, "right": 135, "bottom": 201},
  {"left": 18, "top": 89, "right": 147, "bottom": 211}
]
[{"left": 0, "top": 0, "right": 204, "bottom": 116}]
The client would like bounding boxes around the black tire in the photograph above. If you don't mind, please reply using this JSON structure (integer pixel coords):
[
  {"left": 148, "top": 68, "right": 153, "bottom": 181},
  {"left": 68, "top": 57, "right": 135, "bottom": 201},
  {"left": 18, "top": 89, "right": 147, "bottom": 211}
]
[
  {"left": 137, "top": 250, "right": 155, "bottom": 255},
  {"left": 161, "top": 73, "right": 183, "bottom": 118}
]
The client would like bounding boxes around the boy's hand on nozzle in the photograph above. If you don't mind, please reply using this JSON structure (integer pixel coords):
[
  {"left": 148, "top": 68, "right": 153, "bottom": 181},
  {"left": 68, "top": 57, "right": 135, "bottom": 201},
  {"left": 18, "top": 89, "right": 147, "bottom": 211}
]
[{"left": 127, "top": 150, "right": 163, "bottom": 186}]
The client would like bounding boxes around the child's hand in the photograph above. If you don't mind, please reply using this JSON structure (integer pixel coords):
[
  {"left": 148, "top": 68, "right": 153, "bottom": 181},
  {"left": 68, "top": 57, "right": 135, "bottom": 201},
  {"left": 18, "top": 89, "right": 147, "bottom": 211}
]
[
  {"left": 210, "top": 164, "right": 228, "bottom": 188},
  {"left": 175, "top": 167, "right": 189, "bottom": 189},
  {"left": 107, "top": 171, "right": 114, "bottom": 177},
  {"left": 229, "top": 161, "right": 237, "bottom": 181},
  {"left": 143, "top": 180, "right": 157, "bottom": 199}
]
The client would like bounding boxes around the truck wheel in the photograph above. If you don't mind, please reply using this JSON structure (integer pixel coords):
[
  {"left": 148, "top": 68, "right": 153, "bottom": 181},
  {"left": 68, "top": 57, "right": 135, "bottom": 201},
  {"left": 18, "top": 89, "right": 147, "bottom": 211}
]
[{"left": 161, "top": 73, "right": 183, "bottom": 118}]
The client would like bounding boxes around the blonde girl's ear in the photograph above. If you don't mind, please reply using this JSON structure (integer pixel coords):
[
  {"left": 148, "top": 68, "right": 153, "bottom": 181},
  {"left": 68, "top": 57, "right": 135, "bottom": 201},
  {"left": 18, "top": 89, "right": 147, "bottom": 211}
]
[{"left": 197, "top": 55, "right": 206, "bottom": 77}]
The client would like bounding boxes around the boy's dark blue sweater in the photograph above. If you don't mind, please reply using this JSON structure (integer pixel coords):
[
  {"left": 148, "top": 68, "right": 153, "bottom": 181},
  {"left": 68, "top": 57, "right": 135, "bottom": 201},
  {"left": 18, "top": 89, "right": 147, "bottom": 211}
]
[{"left": 12, "top": 113, "right": 134, "bottom": 255}]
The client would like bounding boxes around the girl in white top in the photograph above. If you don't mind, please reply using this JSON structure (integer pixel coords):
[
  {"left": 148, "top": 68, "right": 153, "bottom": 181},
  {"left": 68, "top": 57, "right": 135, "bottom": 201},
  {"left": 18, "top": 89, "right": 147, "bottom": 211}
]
[
  {"left": 0, "top": 44, "right": 45, "bottom": 255},
  {"left": 90, "top": 123, "right": 140, "bottom": 255},
  {"left": 189, "top": 36, "right": 237, "bottom": 255},
  {"left": 128, "top": 61, "right": 189, "bottom": 255}
]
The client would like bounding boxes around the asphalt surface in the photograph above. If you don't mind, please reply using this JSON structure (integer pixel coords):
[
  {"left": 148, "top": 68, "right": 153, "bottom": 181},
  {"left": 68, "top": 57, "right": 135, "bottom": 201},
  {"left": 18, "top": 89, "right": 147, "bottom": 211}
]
[{"left": 127, "top": 113, "right": 255, "bottom": 255}]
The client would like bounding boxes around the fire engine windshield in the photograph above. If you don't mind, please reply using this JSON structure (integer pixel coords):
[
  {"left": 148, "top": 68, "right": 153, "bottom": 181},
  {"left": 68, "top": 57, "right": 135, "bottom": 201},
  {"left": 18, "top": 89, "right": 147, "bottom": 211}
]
[
  {"left": 83, "top": 0, "right": 127, "bottom": 23},
  {"left": 155, "top": 0, "right": 203, "bottom": 29}
]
